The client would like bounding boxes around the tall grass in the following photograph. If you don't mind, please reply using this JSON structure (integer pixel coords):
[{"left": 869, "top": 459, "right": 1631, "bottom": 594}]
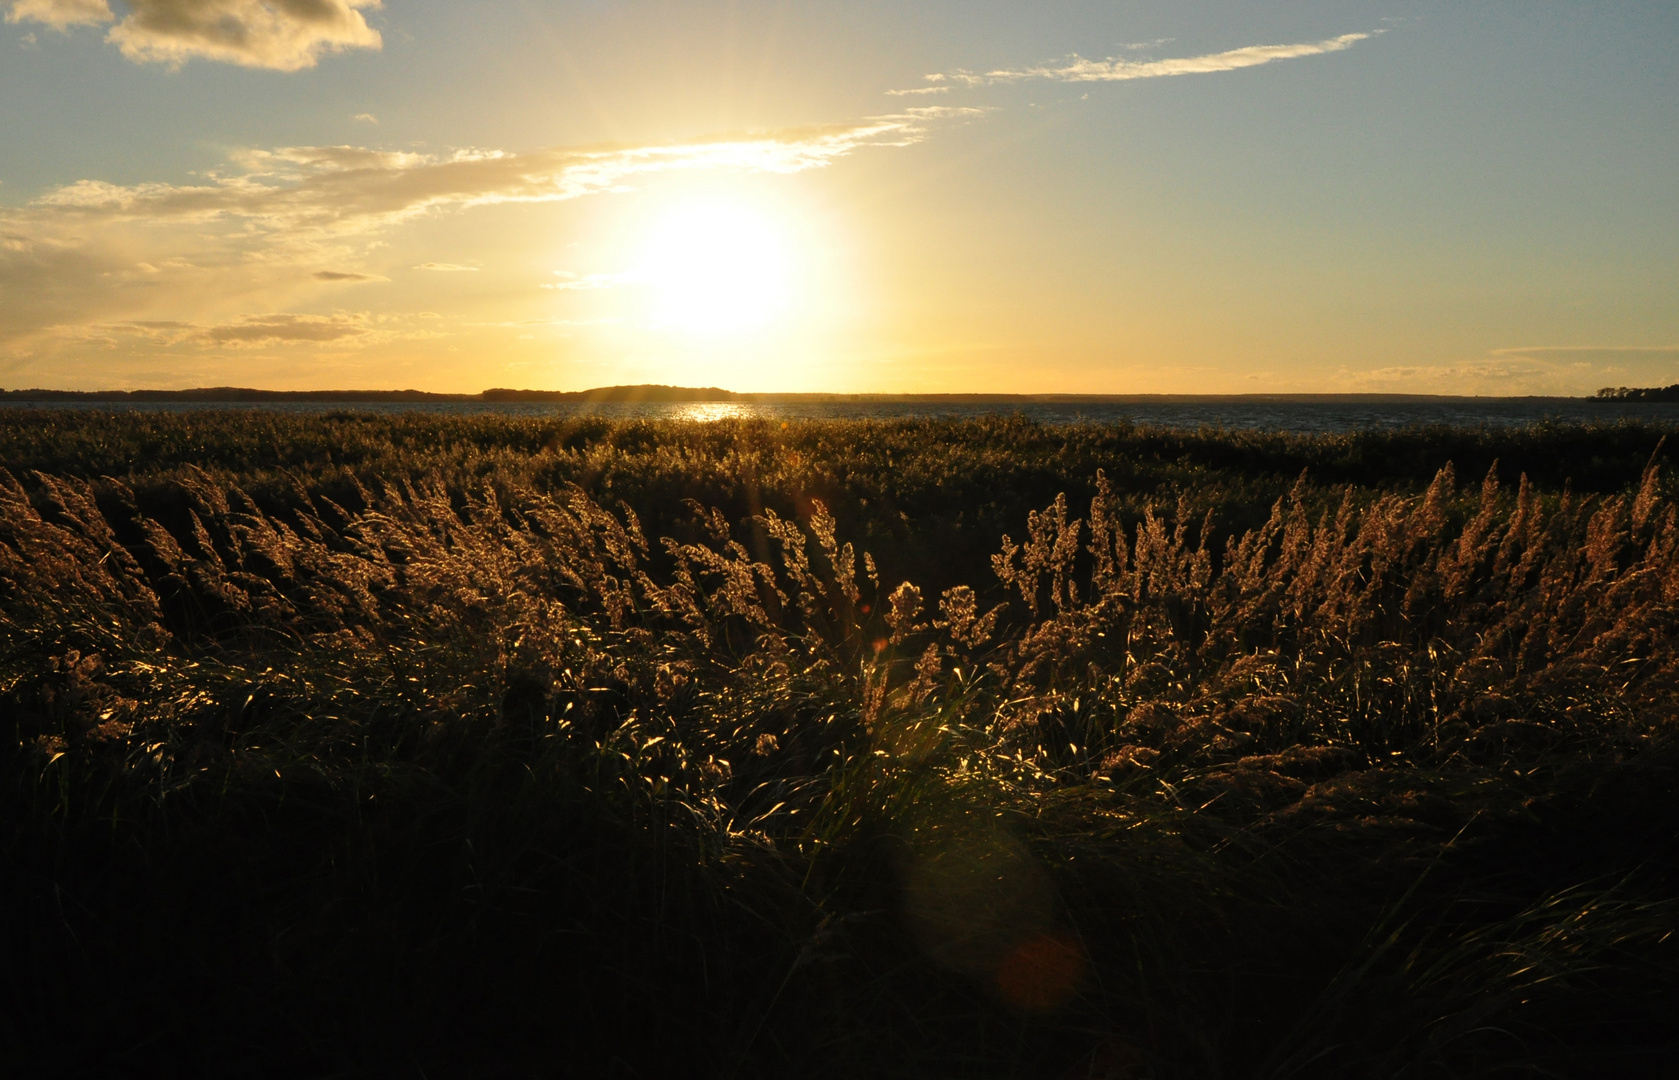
[{"left": 3, "top": 412, "right": 1677, "bottom": 1077}]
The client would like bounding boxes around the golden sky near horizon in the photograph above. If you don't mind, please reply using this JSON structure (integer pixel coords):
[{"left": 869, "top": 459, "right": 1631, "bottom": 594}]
[{"left": 2, "top": 1, "right": 1677, "bottom": 395}]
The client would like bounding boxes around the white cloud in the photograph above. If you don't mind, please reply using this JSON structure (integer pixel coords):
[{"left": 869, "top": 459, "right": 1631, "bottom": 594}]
[
  {"left": 5, "top": 0, "right": 382, "bottom": 71},
  {"left": 18, "top": 117, "right": 937, "bottom": 243},
  {"left": 352, "top": 112, "right": 377, "bottom": 123},
  {"left": 910, "top": 31, "right": 1377, "bottom": 91},
  {"left": 5, "top": 0, "right": 109, "bottom": 30},
  {"left": 414, "top": 262, "right": 479, "bottom": 272},
  {"left": 0, "top": 115, "right": 950, "bottom": 361}
]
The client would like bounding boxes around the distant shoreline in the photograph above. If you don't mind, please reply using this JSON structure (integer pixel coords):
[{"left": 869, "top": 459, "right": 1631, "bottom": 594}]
[{"left": 0, "top": 384, "right": 1631, "bottom": 405}]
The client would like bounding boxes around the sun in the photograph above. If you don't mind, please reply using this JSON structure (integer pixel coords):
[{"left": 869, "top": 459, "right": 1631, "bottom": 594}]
[{"left": 635, "top": 195, "right": 793, "bottom": 334}]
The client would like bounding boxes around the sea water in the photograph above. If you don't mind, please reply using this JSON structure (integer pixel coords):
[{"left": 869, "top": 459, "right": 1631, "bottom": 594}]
[{"left": 7, "top": 397, "right": 1679, "bottom": 433}]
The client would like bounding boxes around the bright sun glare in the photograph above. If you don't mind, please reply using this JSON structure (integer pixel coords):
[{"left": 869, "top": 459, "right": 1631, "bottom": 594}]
[{"left": 636, "top": 197, "right": 792, "bottom": 335}]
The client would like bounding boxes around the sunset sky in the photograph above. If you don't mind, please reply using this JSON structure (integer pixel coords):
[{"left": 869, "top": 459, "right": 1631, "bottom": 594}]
[{"left": 3, "top": 1, "right": 1676, "bottom": 395}]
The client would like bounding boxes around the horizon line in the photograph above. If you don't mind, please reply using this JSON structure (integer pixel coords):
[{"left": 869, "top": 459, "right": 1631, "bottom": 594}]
[{"left": 0, "top": 383, "right": 1647, "bottom": 404}]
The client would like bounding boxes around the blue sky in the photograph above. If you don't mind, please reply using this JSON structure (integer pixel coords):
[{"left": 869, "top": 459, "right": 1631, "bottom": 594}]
[{"left": 3, "top": 1, "right": 1676, "bottom": 393}]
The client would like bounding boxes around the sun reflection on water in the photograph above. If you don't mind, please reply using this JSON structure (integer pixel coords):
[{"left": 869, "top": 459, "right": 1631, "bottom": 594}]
[{"left": 670, "top": 402, "right": 755, "bottom": 422}]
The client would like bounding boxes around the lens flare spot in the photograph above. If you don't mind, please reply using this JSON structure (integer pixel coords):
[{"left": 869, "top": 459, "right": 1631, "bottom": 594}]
[{"left": 992, "top": 931, "right": 1087, "bottom": 1013}]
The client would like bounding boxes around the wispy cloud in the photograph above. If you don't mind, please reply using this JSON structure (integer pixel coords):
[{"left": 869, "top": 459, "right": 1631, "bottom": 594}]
[
  {"left": 5, "top": 0, "right": 106, "bottom": 30},
  {"left": 1347, "top": 344, "right": 1679, "bottom": 395},
  {"left": 314, "top": 269, "right": 386, "bottom": 282},
  {"left": 0, "top": 112, "right": 968, "bottom": 360},
  {"left": 543, "top": 271, "right": 637, "bottom": 291},
  {"left": 1359, "top": 361, "right": 1549, "bottom": 385},
  {"left": 90, "top": 312, "right": 376, "bottom": 348},
  {"left": 4, "top": 0, "right": 382, "bottom": 71},
  {"left": 904, "top": 31, "right": 1377, "bottom": 92},
  {"left": 24, "top": 114, "right": 945, "bottom": 241},
  {"left": 1491, "top": 345, "right": 1679, "bottom": 359},
  {"left": 196, "top": 312, "right": 371, "bottom": 345}
]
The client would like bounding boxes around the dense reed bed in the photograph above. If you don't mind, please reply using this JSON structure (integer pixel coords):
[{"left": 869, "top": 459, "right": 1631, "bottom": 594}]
[{"left": 4, "top": 410, "right": 1678, "bottom": 1078}]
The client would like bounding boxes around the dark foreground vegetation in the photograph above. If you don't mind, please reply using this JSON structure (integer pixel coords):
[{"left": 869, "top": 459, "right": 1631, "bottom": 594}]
[{"left": 4, "top": 409, "right": 1679, "bottom": 1078}]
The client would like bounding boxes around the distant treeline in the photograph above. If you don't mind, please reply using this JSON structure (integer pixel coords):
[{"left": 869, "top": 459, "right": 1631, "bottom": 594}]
[
  {"left": 0, "top": 384, "right": 742, "bottom": 404},
  {"left": 1594, "top": 384, "right": 1679, "bottom": 402}
]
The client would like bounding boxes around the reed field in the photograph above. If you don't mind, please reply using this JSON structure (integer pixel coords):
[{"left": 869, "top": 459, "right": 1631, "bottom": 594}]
[{"left": 4, "top": 409, "right": 1679, "bottom": 1078}]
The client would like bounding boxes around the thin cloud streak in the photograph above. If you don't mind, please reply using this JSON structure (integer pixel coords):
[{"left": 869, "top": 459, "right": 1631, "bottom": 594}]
[
  {"left": 1491, "top": 345, "right": 1679, "bottom": 357},
  {"left": 196, "top": 313, "right": 370, "bottom": 345},
  {"left": 543, "top": 271, "right": 637, "bottom": 291},
  {"left": 85, "top": 313, "right": 373, "bottom": 348},
  {"left": 314, "top": 270, "right": 385, "bottom": 282},
  {"left": 909, "top": 31, "right": 1377, "bottom": 91},
  {"left": 1346, "top": 345, "right": 1679, "bottom": 395},
  {"left": 88, "top": 310, "right": 451, "bottom": 350}
]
